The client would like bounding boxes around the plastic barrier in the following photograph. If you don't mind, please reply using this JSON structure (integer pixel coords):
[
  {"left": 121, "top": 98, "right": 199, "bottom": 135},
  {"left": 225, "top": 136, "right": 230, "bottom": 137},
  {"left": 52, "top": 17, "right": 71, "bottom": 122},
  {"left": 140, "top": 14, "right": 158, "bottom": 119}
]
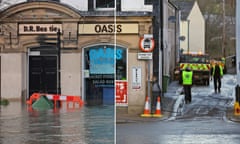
[{"left": 27, "top": 93, "right": 84, "bottom": 110}]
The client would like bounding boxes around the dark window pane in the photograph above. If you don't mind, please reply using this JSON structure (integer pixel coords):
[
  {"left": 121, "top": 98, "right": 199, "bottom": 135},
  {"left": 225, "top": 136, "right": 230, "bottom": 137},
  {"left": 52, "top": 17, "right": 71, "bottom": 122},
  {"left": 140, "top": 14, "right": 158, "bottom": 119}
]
[
  {"left": 96, "top": 0, "right": 115, "bottom": 8},
  {"left": 88, "top": 0, "right": 94, "bottom": 11},
  {"left": 116, "top": 47, "right": 127, "bottom": 80},
  {"left": 145, "top": 0, "right": 152, "bottom": 5},
  {"left": 116, "top": 0, "right": 121, "bottom": 11}
]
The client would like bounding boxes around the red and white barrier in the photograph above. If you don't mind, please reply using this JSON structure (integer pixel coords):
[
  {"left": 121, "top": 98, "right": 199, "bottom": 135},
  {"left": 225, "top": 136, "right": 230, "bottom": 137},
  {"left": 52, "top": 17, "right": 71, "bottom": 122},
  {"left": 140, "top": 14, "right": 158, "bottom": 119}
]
[{"left": 27, "top": 93, "right": 84, "bottom": 109}]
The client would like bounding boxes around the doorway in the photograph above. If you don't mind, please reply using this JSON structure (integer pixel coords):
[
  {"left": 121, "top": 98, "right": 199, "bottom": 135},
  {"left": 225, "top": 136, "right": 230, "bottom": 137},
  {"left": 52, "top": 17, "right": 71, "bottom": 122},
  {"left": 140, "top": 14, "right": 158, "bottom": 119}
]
[
  {"left": 83, "top": 44, "right": 127, "bottom": 105},
  {"left": 28, "top": 46, "right": 58, "bottom": 98},
  {"left": 83, "top": 45, "right": 115, "bottom": 105}
]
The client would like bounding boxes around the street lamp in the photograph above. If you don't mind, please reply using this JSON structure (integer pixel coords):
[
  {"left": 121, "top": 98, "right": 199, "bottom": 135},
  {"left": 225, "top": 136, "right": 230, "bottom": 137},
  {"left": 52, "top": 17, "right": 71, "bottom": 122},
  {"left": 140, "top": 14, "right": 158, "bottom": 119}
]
[{"left": 57, "top": 29, "right": 61, "bottom": 95}]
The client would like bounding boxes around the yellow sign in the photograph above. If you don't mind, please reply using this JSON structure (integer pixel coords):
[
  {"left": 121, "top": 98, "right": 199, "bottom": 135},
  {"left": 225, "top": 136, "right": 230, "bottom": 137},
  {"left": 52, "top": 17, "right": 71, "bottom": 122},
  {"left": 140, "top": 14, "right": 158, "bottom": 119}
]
[{"left": 79, "top": 23, "right": 139, "bottom": 34}]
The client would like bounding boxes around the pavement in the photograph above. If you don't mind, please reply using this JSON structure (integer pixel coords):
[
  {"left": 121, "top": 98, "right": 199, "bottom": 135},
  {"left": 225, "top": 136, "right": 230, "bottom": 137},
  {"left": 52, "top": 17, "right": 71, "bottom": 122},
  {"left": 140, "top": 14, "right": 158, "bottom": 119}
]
[
  {"left": 226, "top": 107, "right": 240, "bottom": 123},
  {"left": 116, "top": 81, "right": 185, "bottom": 123},
  {"left": 116, "top": 80, "right": 240, "bottom": 124},
  {"left": 116, "top": 95, "right": 176, "bottom": 123}
]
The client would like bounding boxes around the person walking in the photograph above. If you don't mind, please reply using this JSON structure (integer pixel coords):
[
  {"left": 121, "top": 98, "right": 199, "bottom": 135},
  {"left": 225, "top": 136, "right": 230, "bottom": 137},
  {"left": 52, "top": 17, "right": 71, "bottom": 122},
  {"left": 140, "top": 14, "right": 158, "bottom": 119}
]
[
  {"left": 211, "top": 61, "right": 224, "bottom": 93},
  {"left": 182, "top": 67, "right": 193, "bottom": 104}
]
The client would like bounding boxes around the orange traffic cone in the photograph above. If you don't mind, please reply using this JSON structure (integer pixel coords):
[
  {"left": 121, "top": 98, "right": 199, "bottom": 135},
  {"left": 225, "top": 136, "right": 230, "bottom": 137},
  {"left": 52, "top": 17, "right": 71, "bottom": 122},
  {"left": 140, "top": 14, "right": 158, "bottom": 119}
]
[
  {"left": 234, "top": 102, "right": 240, "bottom": 116},
  {"left": 141, "top": 96, "right": 152, "bottom": 117},
  {"left": 153, "top": 96, "right": 163, "bottom": 117}
]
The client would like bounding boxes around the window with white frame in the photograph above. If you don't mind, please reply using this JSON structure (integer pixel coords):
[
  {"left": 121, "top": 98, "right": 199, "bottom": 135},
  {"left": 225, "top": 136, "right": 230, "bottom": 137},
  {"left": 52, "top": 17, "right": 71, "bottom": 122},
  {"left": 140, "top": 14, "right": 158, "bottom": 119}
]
[{"left": 95, "top": 0, "right": 115, "bottom": 10}]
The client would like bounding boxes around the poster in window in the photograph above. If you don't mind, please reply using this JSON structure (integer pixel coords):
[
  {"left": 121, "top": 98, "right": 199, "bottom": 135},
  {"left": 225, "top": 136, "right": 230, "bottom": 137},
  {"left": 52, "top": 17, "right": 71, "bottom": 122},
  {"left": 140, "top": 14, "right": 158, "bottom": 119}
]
[
  {"left": 89, "top": 47, "right": 114, "bottom": 74},
  {"left": 116, "top": 81, "right": 128, "bottom": 106}
]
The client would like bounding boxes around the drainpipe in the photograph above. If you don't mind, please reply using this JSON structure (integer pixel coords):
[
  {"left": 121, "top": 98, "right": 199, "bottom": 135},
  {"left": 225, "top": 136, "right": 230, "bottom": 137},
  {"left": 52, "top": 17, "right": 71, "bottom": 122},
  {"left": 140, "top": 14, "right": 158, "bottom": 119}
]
[
  {"left": 153, "top": 0, "right": 164, "bottom": 95},
  {"left": 57, "top": 29, "right": 61, "bottom": 95},
  {"left": 236, "top": 0, "right": 240, "bottom": 102}
]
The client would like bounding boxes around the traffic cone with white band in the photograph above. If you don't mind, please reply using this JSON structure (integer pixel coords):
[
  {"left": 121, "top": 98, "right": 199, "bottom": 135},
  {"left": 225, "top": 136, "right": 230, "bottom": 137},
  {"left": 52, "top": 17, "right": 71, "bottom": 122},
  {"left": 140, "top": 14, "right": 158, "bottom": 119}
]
[
  {"left": 141, "top": 96, "right": 152, "bottom": 117},
  {"left": 152, "top": 96, "right": 163, "bottom": 117}
]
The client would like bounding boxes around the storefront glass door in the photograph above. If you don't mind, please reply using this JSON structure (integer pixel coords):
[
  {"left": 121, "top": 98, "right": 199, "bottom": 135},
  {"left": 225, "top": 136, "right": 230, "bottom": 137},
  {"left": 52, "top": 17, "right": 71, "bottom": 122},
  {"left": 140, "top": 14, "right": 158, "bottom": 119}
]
[{"left": 83, "top": 44, "right": 126, "bottom": 105}]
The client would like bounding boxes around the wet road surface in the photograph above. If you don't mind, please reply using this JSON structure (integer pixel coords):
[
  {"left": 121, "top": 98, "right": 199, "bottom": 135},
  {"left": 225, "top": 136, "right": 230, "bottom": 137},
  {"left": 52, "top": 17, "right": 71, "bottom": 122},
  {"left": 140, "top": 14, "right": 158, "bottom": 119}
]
[
  {"left": 117, "top": 120, "right": 240, "bottom": 144},
  {"left": 0, "top": 102, "right": 114, "bottom": 144},
  {"left": 117, "top": 74, "right": 240, "bottom": 144}
]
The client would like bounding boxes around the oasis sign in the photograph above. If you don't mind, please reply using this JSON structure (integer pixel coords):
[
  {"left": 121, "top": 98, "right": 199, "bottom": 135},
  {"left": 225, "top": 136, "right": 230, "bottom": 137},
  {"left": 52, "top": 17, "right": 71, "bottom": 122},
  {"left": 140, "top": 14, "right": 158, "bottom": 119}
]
[{"left": 79, "top": 23, "right": 138, "bottom": 34}]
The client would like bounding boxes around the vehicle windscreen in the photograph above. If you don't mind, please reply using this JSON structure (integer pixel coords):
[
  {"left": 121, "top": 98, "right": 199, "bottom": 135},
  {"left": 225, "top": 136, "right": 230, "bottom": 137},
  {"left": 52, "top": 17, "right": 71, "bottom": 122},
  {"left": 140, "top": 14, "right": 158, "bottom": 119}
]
[{"left": 180, "top": 55, "right": 209, "bottom": 63}]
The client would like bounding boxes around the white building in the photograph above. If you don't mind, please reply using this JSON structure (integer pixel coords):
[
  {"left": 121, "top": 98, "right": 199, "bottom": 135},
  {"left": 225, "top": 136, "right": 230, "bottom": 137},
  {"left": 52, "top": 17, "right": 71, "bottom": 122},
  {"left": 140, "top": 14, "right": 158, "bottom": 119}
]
[{"left": 174, "top": 0, "right": 205, "bottom": 53}]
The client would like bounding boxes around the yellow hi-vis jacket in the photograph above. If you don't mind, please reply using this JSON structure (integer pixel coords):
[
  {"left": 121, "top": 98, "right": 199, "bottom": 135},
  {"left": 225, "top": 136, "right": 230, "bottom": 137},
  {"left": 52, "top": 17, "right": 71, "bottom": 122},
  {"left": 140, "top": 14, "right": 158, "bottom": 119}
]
[
  {"left": 182, "top": 70, "right": 193, "bottom": 85},
  {"left": 212, "top": 65, "right": 223, "bottom": 77}
]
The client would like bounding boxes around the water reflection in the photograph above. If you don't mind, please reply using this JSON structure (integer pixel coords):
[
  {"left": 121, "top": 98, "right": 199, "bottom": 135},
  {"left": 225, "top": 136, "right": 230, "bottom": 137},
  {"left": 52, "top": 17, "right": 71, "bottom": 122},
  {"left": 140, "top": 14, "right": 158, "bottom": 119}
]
[{"left": 0, "top": 101, "right": 114, "bottom": 144}]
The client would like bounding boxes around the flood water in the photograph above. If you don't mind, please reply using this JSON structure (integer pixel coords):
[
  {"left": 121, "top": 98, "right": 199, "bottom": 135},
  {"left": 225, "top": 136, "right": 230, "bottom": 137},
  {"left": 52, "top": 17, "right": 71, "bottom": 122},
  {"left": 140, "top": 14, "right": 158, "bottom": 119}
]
[{"left": 0, "top": 101, "right": 114, "bottom": 144}]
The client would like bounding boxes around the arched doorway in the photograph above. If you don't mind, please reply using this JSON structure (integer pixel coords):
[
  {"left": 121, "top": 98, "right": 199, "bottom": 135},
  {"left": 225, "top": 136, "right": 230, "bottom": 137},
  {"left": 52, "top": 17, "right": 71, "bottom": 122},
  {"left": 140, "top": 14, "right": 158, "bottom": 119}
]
[{"left": 83, "top": 44, "right": 127, "bottom": 105}]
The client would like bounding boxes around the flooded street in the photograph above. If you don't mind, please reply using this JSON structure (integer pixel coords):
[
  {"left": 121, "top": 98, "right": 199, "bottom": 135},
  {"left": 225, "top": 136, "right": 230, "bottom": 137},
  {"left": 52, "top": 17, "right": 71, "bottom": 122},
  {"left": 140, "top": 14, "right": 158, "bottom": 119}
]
[
  {"left": 117, "top": 74, "right": 240, "bottom": 144},
  {"left": 0, "top": 101, "right": 114, "bottom": 144}
]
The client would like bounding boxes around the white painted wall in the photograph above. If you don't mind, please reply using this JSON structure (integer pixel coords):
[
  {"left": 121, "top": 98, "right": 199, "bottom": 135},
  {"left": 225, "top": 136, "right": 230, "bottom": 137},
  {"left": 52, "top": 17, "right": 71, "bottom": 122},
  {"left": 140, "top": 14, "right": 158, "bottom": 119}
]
[
  {"left": 180, "top": 1, "right": 205, "bottom": 53},
  {"left": 180, "top": 21, "right": 189, "bottom": 51},
  {"left": 188, "top": 1, "right": 205, "bottom": 53},
  {"left": 121, "top": 0, "right": 152, "bottom": 11}
]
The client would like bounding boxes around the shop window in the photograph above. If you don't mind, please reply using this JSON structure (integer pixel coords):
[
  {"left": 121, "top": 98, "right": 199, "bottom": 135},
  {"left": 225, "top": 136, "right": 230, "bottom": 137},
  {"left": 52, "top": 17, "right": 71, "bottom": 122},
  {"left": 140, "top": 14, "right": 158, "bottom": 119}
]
[
  {"left": 144, "top": 0, "right": 153, "bottom": 5},
  {"left": 116, "top": 47, "right": 127, "bottom": 80},
  {"left": 84, "top": 45, "right": 127, "bottom": 80},
  {"left": 89, "top": 0, "right": 121, "bottom": 11}
]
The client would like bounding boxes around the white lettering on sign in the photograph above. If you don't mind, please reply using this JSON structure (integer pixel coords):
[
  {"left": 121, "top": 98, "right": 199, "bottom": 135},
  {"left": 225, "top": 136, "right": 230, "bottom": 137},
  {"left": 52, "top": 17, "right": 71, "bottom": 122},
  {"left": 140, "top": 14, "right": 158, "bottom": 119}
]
[
  {"left": 79, "top": 23, "right": 139, "bottom": 34},
  {"left": 19, "top": 24, "right": 62, "bottom": 34}
]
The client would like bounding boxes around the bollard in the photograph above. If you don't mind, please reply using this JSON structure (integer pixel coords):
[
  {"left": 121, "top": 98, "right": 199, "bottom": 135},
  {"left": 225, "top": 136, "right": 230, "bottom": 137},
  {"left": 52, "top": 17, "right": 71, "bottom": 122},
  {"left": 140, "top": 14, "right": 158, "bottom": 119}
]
[{"left": 234, "top": 85, "right": 240, "bottom": 116}]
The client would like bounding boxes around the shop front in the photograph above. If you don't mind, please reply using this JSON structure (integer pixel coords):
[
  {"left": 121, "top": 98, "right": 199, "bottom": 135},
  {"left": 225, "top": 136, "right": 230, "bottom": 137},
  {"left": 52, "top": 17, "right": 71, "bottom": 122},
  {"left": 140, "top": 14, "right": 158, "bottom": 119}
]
[
  {"left": 0, "top": 1, "right": 153, "bottom": 112},
  {"left": 0, "top": 2, "right": 82, "bottom": 101},
  {"left": 83, "top": 44, "right": 126, "bottom": 105}
]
